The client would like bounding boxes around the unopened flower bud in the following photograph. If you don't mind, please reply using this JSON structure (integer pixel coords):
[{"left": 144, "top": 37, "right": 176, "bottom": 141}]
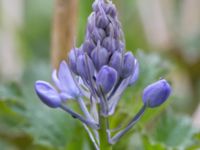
[
  {"left": 109, "top": 51, "right": 122, "bottom": 73},
  {"left": 91, "top": 42, "right": 109, "bottom": 70},
  {"left": 90, "top": 27, "right": 106, "bottom": 43},
  {"left": 102, "top": 36, "right": 117, "bottom": 52},
  {"left": 96, "top": 66, "right": 117, "bottom": 94},
  {"left": 96, "top": 12, "right": 109, "bottom": 28},
  {"left": 68, "top": 49, "right": 78, "bottom": 74},
  {"left": 121, "top": 52, "right": 135, "bottom": 78},
  {"left": 35, "top": 81, "right": 62, "bottom": 108},
  {"left": 129, "top": 59, "right": 139, "bottom": 85},
  {"left": 92, "top": 0, "right": 105, "bottom": 12},
  {"left": 87, "top": 13, "right": 96, "bottom": 33},
  {"left": 106, "top": 3, "right": 117, "bottom": 17},
  {"left": 82, "top": 40, "right": 96, "bottom": 55},
  {"left": 118, "top": 41, "right": 125, "bottom": 52},
  {"left": 106, "top": 19, "right": 120, "bottom": 39},
  {"left": 142, "top": 79, "right": 171, "bottom": 108},
  {"left": 77, "top": 54, "right": 95, "bottom": 81}
]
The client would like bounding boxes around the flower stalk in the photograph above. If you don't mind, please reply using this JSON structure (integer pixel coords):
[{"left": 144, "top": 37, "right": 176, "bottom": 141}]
[
  {"left": 99, "top": 114, "right": 112, "bottom": 150},
  {"left": 110, "top": 105, "right": 146, "bottom": 144}
]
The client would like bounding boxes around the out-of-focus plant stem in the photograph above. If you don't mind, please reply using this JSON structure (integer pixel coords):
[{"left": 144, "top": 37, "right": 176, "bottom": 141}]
[{"left": 51, "top": 0, "right": 78, "bottom": 69}]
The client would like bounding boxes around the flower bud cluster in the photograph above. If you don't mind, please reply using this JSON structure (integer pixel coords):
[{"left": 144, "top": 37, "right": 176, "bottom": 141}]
[
  {"left": 68, "top": 0, "right": 139, "bottom": 115},
  {"left": 34, "top": 0, "right": 172, "bottom": 148}
]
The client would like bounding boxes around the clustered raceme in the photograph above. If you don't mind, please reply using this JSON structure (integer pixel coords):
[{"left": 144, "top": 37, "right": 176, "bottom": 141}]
[
  {"left": 35, "top": 0, "right": 171, "bottom": 149},
  {"left": 68, "top": 0, "right": 139, "bottom": 116}
]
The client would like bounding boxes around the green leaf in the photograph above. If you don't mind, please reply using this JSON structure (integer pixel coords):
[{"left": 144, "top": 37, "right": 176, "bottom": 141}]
[
  {"left": 23, "top": 99, "right": 81, "bottom": 149},
  {"left": 192, "top": 132, "right": 200, "bottom": 141},
  {"left": 0, "top": 82, "right": 23, "bottom": 99},
  {"left": 153, "top": 111, "right": 194, "bottom": 147},
  {"left": 0, "top": 98, "right": 26, "bottom": 128},
  {"left": 142, "top": 134, "right": 166, "bottom": 150},
  {"left": 0, "top": 140, "right": 18, "bottom": 150},
  {"left": 186, "top": 145, "right": 200, "bottom": 150}
]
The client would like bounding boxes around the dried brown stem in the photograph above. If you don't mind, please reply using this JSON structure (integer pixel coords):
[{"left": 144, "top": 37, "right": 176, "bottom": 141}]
[{"left": 51, "top": 0, "right": 78, "bottom": 69}]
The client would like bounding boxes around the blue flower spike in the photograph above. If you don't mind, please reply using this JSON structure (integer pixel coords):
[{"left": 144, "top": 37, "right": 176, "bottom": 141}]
[{"left": 35, "top": 0, "right": 172, "bottom": 149}]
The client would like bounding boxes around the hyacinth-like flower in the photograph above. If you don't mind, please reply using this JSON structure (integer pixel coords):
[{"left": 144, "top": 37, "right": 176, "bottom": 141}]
[{"left": 35, "top": 0, "right": 171, "bottom": 149}]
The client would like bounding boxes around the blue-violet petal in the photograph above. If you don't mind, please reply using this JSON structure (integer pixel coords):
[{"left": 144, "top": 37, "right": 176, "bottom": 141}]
[
  {"left": 142, "top": 79, "right": 171, "bottom": 108},
  {"left": 53, "top": 61, "right": 80, "bottom": 98},
  {"left": 35, "top": 81, "right": 61, "bottom": 108},
  {"left": 129, "top": 59, "right": 139, "bottom": 85},
  {"left": 96, "top": 66, "right": 117, "bottom": 94}
]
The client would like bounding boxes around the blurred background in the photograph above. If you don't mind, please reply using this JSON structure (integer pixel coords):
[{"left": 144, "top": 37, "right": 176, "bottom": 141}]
[{"left": 0, "top": 0, "right": 200, "bottom": 149}]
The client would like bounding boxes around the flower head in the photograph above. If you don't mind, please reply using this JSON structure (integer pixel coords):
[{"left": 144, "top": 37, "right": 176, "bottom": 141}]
[
  {"left": 67, "top": 0, "right": 139, "bottom": 115},
  {"left": 35, "top": 0, "right": 172, "bottom": 148}
]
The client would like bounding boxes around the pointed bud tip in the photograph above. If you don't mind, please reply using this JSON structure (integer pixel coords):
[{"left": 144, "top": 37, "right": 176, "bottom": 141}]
[
  {"left": 91, "top": 44, "right": 109, "bottom": 70},
  {"left": 129, "top": 59, "right": 139, "bottom": 86},
  {"left": 109, "top": 51, "right": 122, "bottom": 73},
  {"left": 142, "top": 79, "right": 172, "bottom": 108},
  {"left": 68, "top": 49, "right": 78, "bottom": 74},
  {"left": 77, "top": 54, "right": 95, "bottom": 80},
  {"left": 121, "top": 52, "right": 136, "bottom": 78},
  {"left": 35, "top": 81, "right": 61, "bottom": 108},
  {"left": 96, "top": 66, "right": 117, "bottom": 94}
]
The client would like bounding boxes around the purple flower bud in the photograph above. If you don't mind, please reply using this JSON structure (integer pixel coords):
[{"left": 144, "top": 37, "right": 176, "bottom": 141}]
[
  {"left": 129, "top": 59, "right": 139, "bottom": 86},
  {"left": 91, "top": 42, "right": 109, "bottom": 71},
  {"left": 102, "top": 36, "right": 117, "bottom": 52},
  {"left": 105, "top": 3, "right": 117, "bottom": 17},
  {"left": 82, "top": 40, "right": 96, "bottom": 55},
  {"left": 109, "top": 51, "right": 122, "bottom": 73},
  {"left": 105, "top": 23, "right": 114, "bottom": 36},
  {"left": 105, "top": 19, "right": 121, "bottom": 39},
  {"left": 96, "top": 12, "right": 109, "bottom": 29},
  {"left": 77, "top": 54, "right": 95, "bottom": 81},
  {"left": 121, "top": 52, "right": 135, "bottom": 78},
  {"left": 92, "top": 0, "right": 106, "bottom": 13},
  {"left": 92, "top": 0, "right": 101, "bottom": 12},
  {"left": 96, "top": 66, "right": 117, "bottom": 94},
  {"left": 142, "top": 79, "right": 171, "bottom": 108},
  {"left": 87, "top": 13, "right": 96, "bottom": 33},
  {"left": 68, "top": 49, "right": 78, "bottom": 74},
  {"left": 94, "top": 28, "right": 106, "bottom": 43},
  {"left": 119, "top": 41, "right": 125, "bottom": 51},
  {"left": 35, "top": 81, "right": 61, "bottom": 108}
]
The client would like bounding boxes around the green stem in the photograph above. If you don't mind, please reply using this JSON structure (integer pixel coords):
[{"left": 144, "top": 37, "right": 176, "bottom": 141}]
[{"left": 99, "top": 115, "right": 112, "bottom": 150}]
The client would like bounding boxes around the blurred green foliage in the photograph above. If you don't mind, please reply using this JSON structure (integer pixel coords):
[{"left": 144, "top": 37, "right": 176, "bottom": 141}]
[{"left": 0, "top": 0, "right": 200, "bottom": 150}]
